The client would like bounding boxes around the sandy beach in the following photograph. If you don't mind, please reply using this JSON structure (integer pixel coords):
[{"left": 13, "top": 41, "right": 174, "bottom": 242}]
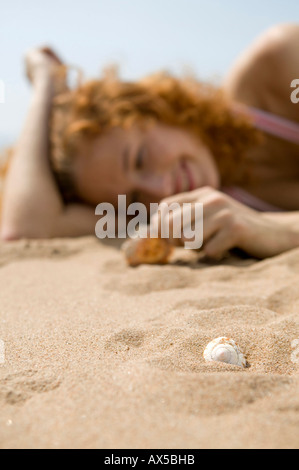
[{"left": 0, "top": 236, "right": 298, "bottom": 449}]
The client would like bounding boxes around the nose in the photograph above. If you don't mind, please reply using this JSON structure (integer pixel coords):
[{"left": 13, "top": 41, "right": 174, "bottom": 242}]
[{"left": 135, "top": 172, "right": 173, "bottom": 200}]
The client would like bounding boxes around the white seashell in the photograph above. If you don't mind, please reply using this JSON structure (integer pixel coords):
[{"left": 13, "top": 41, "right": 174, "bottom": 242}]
[{"left": 203, "top": 337, "right": 247, "bottom": 368}]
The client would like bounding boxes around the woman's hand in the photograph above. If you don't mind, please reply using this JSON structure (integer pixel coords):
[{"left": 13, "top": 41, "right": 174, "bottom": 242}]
[
  {"left": 25, "top": 46, "right": 67, "bottom": 94},
  {"left": 151, "top": 186, "right": 299, "bottom": 259}
]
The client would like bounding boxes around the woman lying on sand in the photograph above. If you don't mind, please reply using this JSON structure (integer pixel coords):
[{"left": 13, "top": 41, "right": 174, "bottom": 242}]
[{"left": 1, "top": 23, "right": 299, "bottom": 260}]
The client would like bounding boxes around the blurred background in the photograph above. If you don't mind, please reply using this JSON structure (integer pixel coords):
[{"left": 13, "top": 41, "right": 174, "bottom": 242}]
[{"left": 1, "top": 0, "right": 299, "bottom": 149}]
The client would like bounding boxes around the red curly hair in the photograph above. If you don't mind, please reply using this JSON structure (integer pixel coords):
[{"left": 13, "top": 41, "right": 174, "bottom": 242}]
[
  {"left": 1, "top": 70, "right": 262, "bottom": 205},
  {"left": 50, "top": 70, "right": 262, "bottom": 202}
]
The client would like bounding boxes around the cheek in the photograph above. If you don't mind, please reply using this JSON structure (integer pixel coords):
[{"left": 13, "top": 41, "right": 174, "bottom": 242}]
[
  {"left": 75, "top": 173, "right": 101, "bottom": 205},
  {"left": 146, "top": 136, "right": 178, "bottom": 169}
]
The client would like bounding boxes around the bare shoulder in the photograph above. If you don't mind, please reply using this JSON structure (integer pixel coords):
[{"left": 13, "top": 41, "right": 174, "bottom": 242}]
[{"left": 223, "top": 23, "right": 299, "bottom": 108}]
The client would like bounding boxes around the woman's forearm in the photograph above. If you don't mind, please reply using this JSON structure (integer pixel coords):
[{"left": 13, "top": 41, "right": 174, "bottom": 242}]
[
  {"left": 264, "top": 211, "right": 299, "bottom": 228},
  {"left": 1, "top": 76, "right": 64, "bottom": 239},
  {"left": 262, "top": 211, "right": 299, "bottom": 253}
]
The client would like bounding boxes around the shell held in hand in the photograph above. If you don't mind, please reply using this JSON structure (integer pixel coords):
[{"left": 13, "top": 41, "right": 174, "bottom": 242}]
[
  {"left": 122, "top": 236, "right": 173, "bottom": 267},
  {"left": 203, "top": 337, "right": 247, "bottom": 368}
]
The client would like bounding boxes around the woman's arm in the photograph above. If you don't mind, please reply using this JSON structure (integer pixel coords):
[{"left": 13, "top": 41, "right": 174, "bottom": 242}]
[
  {"left": 263, "top": 211, "right": 299, "bottom": 234},
  {"left": 151, "top": 187, "right": 299, "bottom": 259},
  {"left": 1, "top": 48, "right": 96, "bottom": 240}
]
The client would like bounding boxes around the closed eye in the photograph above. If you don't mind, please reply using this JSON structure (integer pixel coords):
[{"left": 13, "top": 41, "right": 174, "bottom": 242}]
[
  {"left": 130, "top": 145, "right": 145, "bottom": 204},
  {"left": 135, "top": 145, "right": 145, "bottom": 170}
]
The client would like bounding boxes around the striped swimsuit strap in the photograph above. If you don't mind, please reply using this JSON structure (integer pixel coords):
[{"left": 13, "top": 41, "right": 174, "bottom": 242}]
[
  {"left": 233, "top": 103, "right": 299, "bottom": 145},
  {"left": 223, "top": 103, "right": 299, "bottom": 212}
]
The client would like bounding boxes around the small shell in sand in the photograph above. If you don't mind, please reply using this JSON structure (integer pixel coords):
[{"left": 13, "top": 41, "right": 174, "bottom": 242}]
[
  {"left": 122, "top": 237, "right": 173, "bottom": 267},
  {"left": 203, "top": 337, "right": 247, "bottom": 368}
]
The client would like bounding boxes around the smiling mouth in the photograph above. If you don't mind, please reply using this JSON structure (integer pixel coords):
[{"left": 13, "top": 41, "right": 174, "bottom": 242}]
[
  {"left": 175, "top": 160, "right": 195, "bottom": 194},
  {"left": 183, "top": 160, "right": 195, "bottom": 191}
]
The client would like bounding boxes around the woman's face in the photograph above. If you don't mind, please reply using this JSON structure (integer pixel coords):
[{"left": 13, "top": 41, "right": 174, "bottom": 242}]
[{"left": 73, "top": 123, "right": 220, "bottom": 208}]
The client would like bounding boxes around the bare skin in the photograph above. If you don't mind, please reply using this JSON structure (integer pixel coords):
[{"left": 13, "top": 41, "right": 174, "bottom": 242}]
[
  {"left": 74, "top": 124, "right": 220, "bottom": 209},
  {"left": 1, "top": 49, "right": 97, "bottom": 239},
  {"left": 224, "top": 23, "right": 299, "bottom": 210},
  {"left": 1, "top": 24, "right": 299, "bottom": 259}
]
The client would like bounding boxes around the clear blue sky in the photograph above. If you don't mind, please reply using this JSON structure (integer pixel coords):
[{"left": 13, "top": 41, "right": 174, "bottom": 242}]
[{"left": 1, "top": 0, "right": 299, "bottom": 146}]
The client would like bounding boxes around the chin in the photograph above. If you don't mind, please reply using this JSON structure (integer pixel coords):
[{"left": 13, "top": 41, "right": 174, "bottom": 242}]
[
  {"left": 204, "top": 168, "right": 221, "bottom": 190},
  {"left": 193, "top": 168, "right": 219, "bottom": 191}
]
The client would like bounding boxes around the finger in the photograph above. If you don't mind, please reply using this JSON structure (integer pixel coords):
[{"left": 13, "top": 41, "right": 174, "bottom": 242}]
[
  {"left": 150, "top": 186, "right": 215, "bottom": 235},
  {"left": 176, "top": 195, "right": 227, "bottom": 246},
  {"left": 149, "top": 204, "right": 183, "bottom": 245},
  {"left": 180, "top": 204, "right": 223, "bottom": 249},
  {"left": 150, "top": 191, "right": 228, "bottom": 247},
  {"left": 40, "top": 46, "right": 63, "bottom": 65},
  {"left": 150, "top": 202, "right": 205, "bottom": 247},
  {"left": 160, "top": 186, "right": 215, "bottom": 206},
  {"left": 203, "top": 227, "right": 234, "bottom": 259}
]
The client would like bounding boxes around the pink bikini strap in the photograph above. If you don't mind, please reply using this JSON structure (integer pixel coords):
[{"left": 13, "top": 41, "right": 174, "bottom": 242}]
[
  {"left": 221, "top": 186, "right": 283, "bottom": 212},
  {"left": 224, "top": 103, "right": 299, "bottom": 212},
  {"left": 233, "top": 104, "right": 299, "bottom": 145}
]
